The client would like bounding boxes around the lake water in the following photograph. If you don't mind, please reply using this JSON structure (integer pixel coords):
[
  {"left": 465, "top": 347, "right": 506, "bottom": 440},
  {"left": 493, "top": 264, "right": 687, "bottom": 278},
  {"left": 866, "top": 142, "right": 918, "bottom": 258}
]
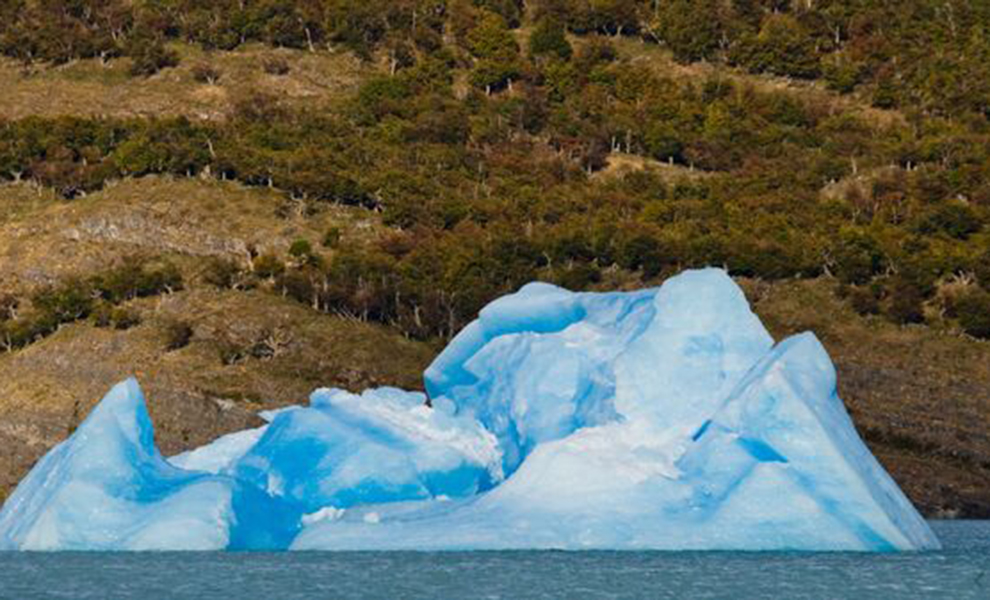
[{"left": 0, "top": 521, "right": 986, "bottom": 599}]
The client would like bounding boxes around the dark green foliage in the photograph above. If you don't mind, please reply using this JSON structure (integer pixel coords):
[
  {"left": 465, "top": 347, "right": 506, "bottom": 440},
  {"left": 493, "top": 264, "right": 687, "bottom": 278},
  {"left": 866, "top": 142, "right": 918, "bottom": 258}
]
[
  {"left": 955, "top": 287, "right": 990, "bottom": 339},
  {"left": 0, "top": 1, "right": 988, "bottom": 343},
  {"left": 0, "top": 1, "right": 987, "bottom": 124},
  {"left": 322, "top": 228, "right": 342, "bottom": 249},
  {"left": 832, "top": 228, "right": 883, "bottom": 285},
  {"left": 467, "top": 12, "right": 521, "bottom": 92},
  {"left": 0, "top": 260, "right": 171, "bottom": 352},
  {"left": 126, "top": 33, "right": 179, "bottom": 76},
  {"left": 253, "top": 253, "right": 286, "bottom": 279},
  {"left": 92, "top": 260, "right": 183, "bottom": 303},
  {"left": 32, "top": 281, "right": 94, "bottom": 324},
  {"left": 846, "top": 285, "right": 881, "bottom": 316},
  {"left": 887, "top": 278, "right": 926, "bottom": 325},
  {"left": 289, "top": 239, "right": 314, "bottom": 259},
  {"left": 975, "top": 249, "right": 990, "bottom": 289},
  {"left": 473, "top": 0, "right": 524, "bottom": 27},
  {"left": 729, "top": 14, "right": 820, "bottom": 79},
  {"left": 113, "top": 118, "right": 212, "bottom": 177},
  {"left": 529, "top": 18, "right": 572, "bottom": 60},
  {"left": 0, "top": 0, "right": 127, "bottom": 64},
  {"left": 554, "top": 262, "right": 602, "bottom": 290},
  {"left": 912, "top": 203, "right": 982, "bottom": 240},
  {"left": 110, "top": 308, "right": 141, "bottom": 330},
  {"left": 652, "top": 0, "right": 721, "bottom": 63},
  {"left": 618, "top": 232, "right": 666, "bottom": 277},
  {"left": 203, "top": 258, "right": 247, "bottom": 289},
  {"left": 822, "top": 56, "right": 862, "bottom": 94},
  {"left": 163, "top": 319, "right": 194, "bottom": 351}
]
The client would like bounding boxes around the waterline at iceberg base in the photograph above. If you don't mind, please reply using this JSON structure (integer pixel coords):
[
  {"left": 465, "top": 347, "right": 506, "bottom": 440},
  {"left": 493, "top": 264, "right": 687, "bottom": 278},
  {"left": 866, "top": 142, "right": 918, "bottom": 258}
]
[{"left": 0, "top": 269, "right": 940, "bottom": 552}]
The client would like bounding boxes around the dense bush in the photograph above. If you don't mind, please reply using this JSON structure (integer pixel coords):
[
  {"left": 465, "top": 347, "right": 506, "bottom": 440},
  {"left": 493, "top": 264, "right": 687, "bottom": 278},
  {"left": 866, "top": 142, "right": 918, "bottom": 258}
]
[
  {"left": 955, "top": 288, "right": 990, "bottom": 339},
  {"left": 0, "top": 2, "right": 988, "bottom": 341},
  {"left": 203, "top": 258, "right": 248, "bottom": 290},
  {"left": 163, "top": 320, "right": 194, "bottom": 351},
  {"left": 886, "top": 278, "right": 926, "bottom": 325},
  {"left": 0, "top": 259, "right": 181, "bottom": 352},
  {"left": 529, "top": 18, "right": 572, "bottom": 60}
]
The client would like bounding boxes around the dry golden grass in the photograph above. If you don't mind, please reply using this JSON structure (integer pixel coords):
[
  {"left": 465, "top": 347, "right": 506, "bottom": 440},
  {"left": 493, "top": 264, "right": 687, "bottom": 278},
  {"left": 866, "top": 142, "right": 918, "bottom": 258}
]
[
  {"left": 0, "top": 42, "right": 374, "bottom": 121},
  {"left": 591, "top": 151, "right": 715, "bottom": 182},
  {"left": 0, "top": 175, "right": 382, "bottom": 294},
  {"left": 610, "top": 37, "right": 906, "bottom": 129}
]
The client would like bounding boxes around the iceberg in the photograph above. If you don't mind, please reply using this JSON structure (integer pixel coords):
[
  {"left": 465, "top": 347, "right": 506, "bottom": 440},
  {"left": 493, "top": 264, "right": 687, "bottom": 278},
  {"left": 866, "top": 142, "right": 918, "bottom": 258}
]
[
  {"left": 229, "top": 387, "right": 502, "bottom": 513},
  {"left": 0, "top": 380, "right": 297, "bottom": 551},
  {"left": 0, "top": 268, "right": 940, "bottom": 551}
]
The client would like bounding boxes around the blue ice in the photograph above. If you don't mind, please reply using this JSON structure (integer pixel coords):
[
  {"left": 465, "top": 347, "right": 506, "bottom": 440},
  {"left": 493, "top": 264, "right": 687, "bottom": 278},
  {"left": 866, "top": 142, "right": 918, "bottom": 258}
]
[
  {"left": 0, "top": 380, "right": 296, "bottom": 550},
  {"left": 0, "top": 269, "right": 940, "bottom": 551}
]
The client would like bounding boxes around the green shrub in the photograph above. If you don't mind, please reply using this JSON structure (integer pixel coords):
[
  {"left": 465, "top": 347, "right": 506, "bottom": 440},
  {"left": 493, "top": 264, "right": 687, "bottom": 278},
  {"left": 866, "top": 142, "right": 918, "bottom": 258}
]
[
  {"left": 886, "top": 278, "right": 926, "bottom": 324},
  {"left": 203, "top": 257, "right": 245, "bottom": 289},
  {"left": 975, "top": 249, "right": 990, "bottom": 289},
  {"left": 94, "top": 260, "right": 183, "bottom": 302},
  {"left": 655, "top": 0, "right": 721, "bottom": 63},
  {"left": 729, "top": 15, "right": 820, "bottom": 79},
  {"left": 555, "top": 262, "right": 602, "bottom": 290},
  {"left": 32, "top": 280, "right": 94, "bottom": 323},
  {"left": 912, "top": 203, "right": 982, "bottom": 240},
  {"left": 954, "top": 288, "right": 990, "bottom": 339},
  {"left": 529, "top": 19, "right": 572, "bottom": 60},
  {"left": 253, "top": 253, "right": 286, "bottom": 279},
  {"left": 92, "top": 303, "right": 114, "bottom": 328},
  {"left": 163, "top": 320, "right": 194, "bottom": 351},
  {"left": 110, "top": 308, "right": 141, "bottom": 330},
  {"left": 127, "top": 36, "right": 179, "bottom": 77},
  {"left": 322, "top": 228, "right": 342, "bottom": 249},
  {"left": 288, "top": 239, "right": 321, "bottom": 267},
  {"left": 833, "top": 229, "right": 883, "bottom": 285},
  {"left": 847, "top": 285, "right": 881, "bottom": 316},
  {"left": 289, "top": 239, "right": 313, "bottom": 258}
]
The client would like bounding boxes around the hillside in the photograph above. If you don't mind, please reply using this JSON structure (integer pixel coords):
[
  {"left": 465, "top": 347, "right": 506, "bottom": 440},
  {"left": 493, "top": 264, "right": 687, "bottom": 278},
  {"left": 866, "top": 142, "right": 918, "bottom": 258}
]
[{"left": 0, "top": 1, "right": 988, "bottom": 516}]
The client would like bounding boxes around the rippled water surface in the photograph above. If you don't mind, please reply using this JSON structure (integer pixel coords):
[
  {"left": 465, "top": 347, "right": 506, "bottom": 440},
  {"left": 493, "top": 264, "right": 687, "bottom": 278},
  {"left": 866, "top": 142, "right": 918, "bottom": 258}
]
[{"left": 0, "top": 521, "right": 986, "bottom": 599}]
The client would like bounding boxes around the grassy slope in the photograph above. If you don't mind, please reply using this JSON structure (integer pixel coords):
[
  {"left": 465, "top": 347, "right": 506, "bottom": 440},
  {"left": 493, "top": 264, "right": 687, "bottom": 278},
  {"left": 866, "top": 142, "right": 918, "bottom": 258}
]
[
  {"left": 0, "top": 176, "right": 382, "bottom": 293},
  {"left": 0, "top": 43, "right": 369, "bottom": 121},
  {"left": 0, "top": 40, "right": 987, "bottom": 517},
  {"left": 0, "top": 175, "right": 434, "bottom": 503}
]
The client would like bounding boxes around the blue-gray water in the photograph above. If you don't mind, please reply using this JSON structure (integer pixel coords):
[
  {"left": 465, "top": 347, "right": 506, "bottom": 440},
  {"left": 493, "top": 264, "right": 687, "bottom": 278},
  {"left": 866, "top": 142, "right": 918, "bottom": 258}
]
[{"left": 0, "top": 521, "right": 986, "bottom": 599}]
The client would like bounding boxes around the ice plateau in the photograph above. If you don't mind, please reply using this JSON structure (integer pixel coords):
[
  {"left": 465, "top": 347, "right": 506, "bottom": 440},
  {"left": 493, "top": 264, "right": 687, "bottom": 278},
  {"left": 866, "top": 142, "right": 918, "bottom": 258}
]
[{"left": 0, "top": 268, "right": 940, "bottom": 551}]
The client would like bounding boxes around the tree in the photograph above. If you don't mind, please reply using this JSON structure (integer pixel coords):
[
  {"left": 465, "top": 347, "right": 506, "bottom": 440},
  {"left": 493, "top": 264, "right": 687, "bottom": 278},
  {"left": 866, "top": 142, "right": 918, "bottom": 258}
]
[
  {"left": 467, "top": 12, "right": 521, "bottom": 93},
  {"left": 730, "top": 14, "right": 820, "bottom": 79},
  {"left": 654, "top": 0, "right": 721, "bottom": 63},
  {"left": 587, "top": 0, "right": 641, "bottom": 36},
  {"left": 886, "top": 277, "right": 925, "bottom": 324},
  {"left": 955, "top": 287, "right": 990, "bottom": 339},
  {"left": 529, "top": 18, "right": 572, "bottom": 60},
  {"left": 126, "top": 30, "right": 179, "bottom": 76}
]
